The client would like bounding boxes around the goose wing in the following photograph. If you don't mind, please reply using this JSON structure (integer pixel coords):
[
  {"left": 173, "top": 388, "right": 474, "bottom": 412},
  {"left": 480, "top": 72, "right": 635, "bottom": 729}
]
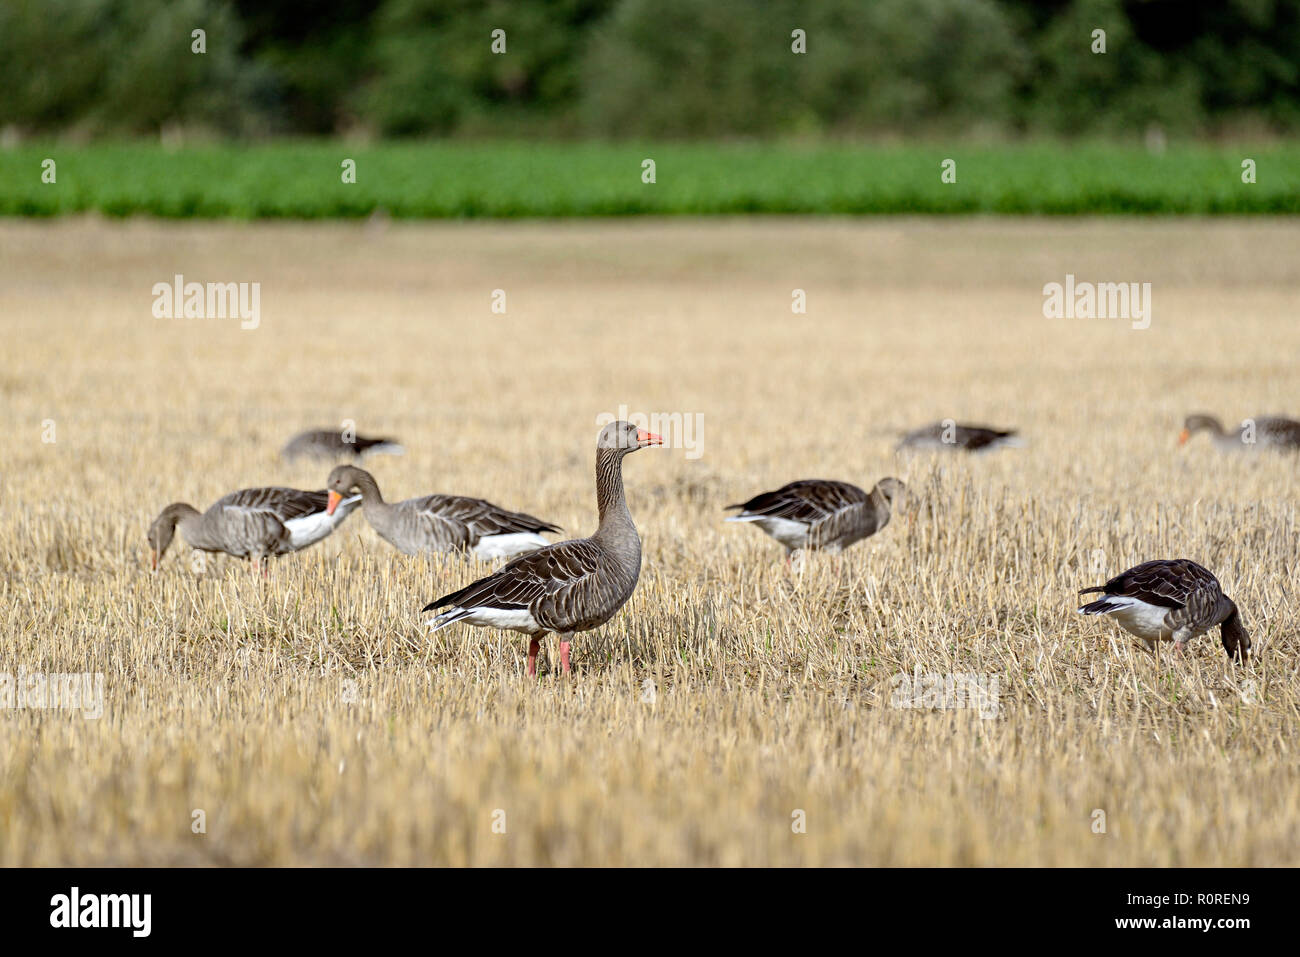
[
  {"left": 411, "top": 495, "right": 560, "bottom": 541},
  {"left": 1255, "top": 416, "right": 1300, "bottom": 447},
  {"left": 726, "top": 479, "right": 867, "bottom": 531},
  {"left": 282, "top": 430, "right": 402, "bottom": 459},
  {"left": 955, "top": 425, "right": 1017, "bottom": 449},
  {"left": 423, "top": 537, "right": 617, "bottom": 633},
  {"left": 215, "top": 487, "right": 329, "bottom": 524},
  {"left": 201, "top": 487, "right": 327, "bottom": 555},
  {"left": 1079, "top": 559, "right": 1232, "bottom": 639},
  {"left": 1080, "top": 558, "right": 1222, "bottom": 607},
  {"left": 899, "top": 422, "right": 1017, "bottom": 450}
]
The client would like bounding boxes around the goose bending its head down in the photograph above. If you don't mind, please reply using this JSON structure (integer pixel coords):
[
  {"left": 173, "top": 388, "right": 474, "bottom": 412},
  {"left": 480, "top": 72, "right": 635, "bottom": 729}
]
[
  {"left": 420, "top": 420, "right": 663, "bottom": 677},
  {"left": 1077, "top": 558, "right": 1250, "bottom": 662},
  {"left": 725, "top": 477, "right": 906, "bottom": 555},
  {"left": 324, "top": 464, "right": 560, "bottom": 560},
  {"left": 1179, "top": 413, "right": 1300, "bottom": 451},
  {"left": 147, "top": 486, "right": 362, "bottom": 571}
]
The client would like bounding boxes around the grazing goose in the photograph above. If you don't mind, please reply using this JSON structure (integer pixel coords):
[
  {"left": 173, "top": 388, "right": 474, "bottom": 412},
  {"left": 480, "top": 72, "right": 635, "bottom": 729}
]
[
  {"left": 325, "top": 465, "right": 560, "bottom": 560},
  {"left": 1179, "top": 413, "right": 1300, "bottom": 452},
  {"left": 147, "top": 486, "right": 362, "bottom": 570},
  {"left": 421, "top": 421, "right": 662, "bottom": 677},
  {"left": 282, "top": 428, "right": 405, "bottom": 462},
  {"left": 1077, "top": 559, "right": 1250, "bottom": 662},
  {"left": 724, "top": 477, "right": 905, "bottom": 555},
  {"left": 898, "top": 422, "right": 1019, "bottom": 452}
]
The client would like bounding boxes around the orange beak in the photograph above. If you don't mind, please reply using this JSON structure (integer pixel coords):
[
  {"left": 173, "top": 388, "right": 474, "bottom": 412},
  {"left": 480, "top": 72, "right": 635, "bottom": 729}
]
[
  {"left": 326, "top": 490, "right": 342, "bottom": 516},
  {"left": 636, "top": 429, "right": 664, "bottom": 448},
  {"left": 1177, "top": 428, "right": 1190, "bottom": 447},
  {"left": 150, "top": 548, "right": 158, "bottom": 571}
]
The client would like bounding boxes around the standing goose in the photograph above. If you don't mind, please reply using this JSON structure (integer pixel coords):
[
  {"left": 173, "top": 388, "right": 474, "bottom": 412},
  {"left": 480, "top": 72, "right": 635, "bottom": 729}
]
[
  {"left": 724, "top": 477, "right": 905, "bottom": 555},
  {"left": 147, "top": 486, "right": 362, "bottom": 570},
  {"left": 325, "top": 465, "right": 560, "bottom": 560},
  {"left": 1179, "top": 413, "right": 1300, "bottom": 452},
  {"left": 421, "top": 421, "right": 663, "bottom": 676},
  {"left": 282, "top": 428, "right": 405, "bottom": 462},
  {"left": 898, "top": 421, "right": 1019, "bottom": 452},
  {"left": 1077, "top": 559, "right": 1250, "bottom": 662}
]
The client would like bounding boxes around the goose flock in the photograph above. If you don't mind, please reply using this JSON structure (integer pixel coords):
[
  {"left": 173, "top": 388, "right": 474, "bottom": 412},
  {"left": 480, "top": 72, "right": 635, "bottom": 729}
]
[{"left": 145, "top": 411, "right": 1293, "bottom": 672}]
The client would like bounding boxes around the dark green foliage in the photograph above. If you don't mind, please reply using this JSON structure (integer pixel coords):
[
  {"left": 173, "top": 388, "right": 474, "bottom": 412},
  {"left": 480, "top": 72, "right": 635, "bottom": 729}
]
[{"left": 1, "top": 0, "right": 1299, "bottom": 138}]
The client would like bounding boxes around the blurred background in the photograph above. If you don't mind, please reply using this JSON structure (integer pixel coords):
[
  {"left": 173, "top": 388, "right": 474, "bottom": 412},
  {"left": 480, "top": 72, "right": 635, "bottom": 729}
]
[{"left": 2, "top": 0, "right": 1298, "bottom": 141}]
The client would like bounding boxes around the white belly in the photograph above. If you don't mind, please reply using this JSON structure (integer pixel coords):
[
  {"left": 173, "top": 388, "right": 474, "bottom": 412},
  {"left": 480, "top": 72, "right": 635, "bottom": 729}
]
[
  {"left": 728, "top": 514, "right": 810, "bottom": 550},
  {"left": 1105, "top": 597, "right": 1173, "bottom": 641},
  {"left": 284, "top": 494, "right": 360, "bottom": 549},
  {"left": 472, "top": 532, "right": 549, "bottom": 560},
  {"left": 428, "top": 606, "right": 543, "bottom": 634},
  {"left": 284, "top": 510, "right": 336, "bottom": 548}
]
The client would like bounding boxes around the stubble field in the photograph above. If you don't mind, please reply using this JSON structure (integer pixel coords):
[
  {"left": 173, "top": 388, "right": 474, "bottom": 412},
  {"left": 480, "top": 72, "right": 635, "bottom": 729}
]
[{"left": 1, "top": 216, "right": 1297, "bottom": 865}]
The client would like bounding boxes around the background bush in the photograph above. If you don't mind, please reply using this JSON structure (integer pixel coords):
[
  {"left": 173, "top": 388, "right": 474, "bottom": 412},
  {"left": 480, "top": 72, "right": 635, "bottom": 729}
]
[{"left": 1, "top": 0, "right": 1298, "bottom": 139}]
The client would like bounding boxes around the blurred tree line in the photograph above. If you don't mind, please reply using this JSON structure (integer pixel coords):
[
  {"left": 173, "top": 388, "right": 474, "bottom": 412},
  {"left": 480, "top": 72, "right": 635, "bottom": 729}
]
[{"left": 2, "top": 0, "right": 1297, "bottom": 138}]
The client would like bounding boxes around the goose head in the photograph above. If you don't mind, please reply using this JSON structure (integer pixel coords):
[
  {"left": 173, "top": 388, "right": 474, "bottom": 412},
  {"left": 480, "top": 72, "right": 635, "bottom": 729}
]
[
  {"left": 873, "top": 477, "right": 907, "bottom": 505},
  {"left": 597, "top": 420, "right": 663, "bottom": 455},
  {"left": 1179, "top": 414, "right": 1224, "bottom": 445},
  {"left": 325, "top": 465, "right": 370, "bottom": 515},
  {"left": 146, "top": 504, "right": 190, "bottom": 569},
  {"left": 1220, "top": 605, "right": 1251, "bottom": 663}
]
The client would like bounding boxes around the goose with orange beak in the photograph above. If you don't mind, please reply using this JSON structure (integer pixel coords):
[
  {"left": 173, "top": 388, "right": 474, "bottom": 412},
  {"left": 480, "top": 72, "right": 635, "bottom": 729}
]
[
  {"left": 324, "top": 464, "right": 560, "bottom": 559},
  {"left": 422, "top": 421, "right": 663, "bottom": 677},
  {"left": 1179, "top": 413, "right": 1300, "bottom": 452}
]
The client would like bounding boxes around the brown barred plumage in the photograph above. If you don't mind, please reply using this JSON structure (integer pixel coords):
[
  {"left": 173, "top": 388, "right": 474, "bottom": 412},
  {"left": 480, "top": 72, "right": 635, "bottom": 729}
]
[
  {"left": 724, "top": 477, "right": 905, "bottom": 553},
  {"left": 326, "top": 465, "right": 559, "bottom": 558},
  {"left": 1078, "top": 559, "right": 1250, "bottom": 662},
  {"left": 1180, "top": 413, "right": 1300, "bottom": 451},
  {"left": 897, "top": 422, "right": 1019, "bottom": 451},
  {"left": 421, "top": 421, "right": 662, "bottom": 676},
  {"left": 147, "top": 486, "right": 362, "bottom": 569}
]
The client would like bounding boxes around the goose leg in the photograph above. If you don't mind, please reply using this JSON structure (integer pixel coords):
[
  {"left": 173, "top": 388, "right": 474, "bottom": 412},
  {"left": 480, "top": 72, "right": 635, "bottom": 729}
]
[
  {"left": 527, "top": 637, "right": 541, "bottom": 677},
  {"left": 558, "top": 637, "right": 572, "bottom": 676}
]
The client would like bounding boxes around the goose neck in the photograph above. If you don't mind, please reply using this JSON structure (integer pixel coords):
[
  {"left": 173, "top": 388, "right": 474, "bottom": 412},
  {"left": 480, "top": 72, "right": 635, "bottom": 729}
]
[
  {"left": 594, "top": 448, "right": 633, "bottom": 536},
  {"left": 351, "top": 469, "right": 385, "bottom": 506}
]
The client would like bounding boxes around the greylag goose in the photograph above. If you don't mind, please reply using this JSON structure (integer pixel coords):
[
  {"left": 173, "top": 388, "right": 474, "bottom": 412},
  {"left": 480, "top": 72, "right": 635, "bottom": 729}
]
[
  {"left": 1179, "top": 414, "right": 1300, "bottom": 451},
  {"left": 1077, "top": 559, "right": 1250, "bottom": 662},
  {"left": 898, "top": 422, "right": 1019, "bottom": 452},
  {"left": 421, "top": 421, "right": 662, "bottom": 676},
  {"left": 724, "top": 477, "right": 905, "bottom": 554},
  {"left": 147, "top": 486, "right": 362, "bottom": 570},
  {"left": 325, "top": 465, "right": 560, "bottom": 560},
  {"left": 282, "top": 429, "right": 405, "bottom": 462}
]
